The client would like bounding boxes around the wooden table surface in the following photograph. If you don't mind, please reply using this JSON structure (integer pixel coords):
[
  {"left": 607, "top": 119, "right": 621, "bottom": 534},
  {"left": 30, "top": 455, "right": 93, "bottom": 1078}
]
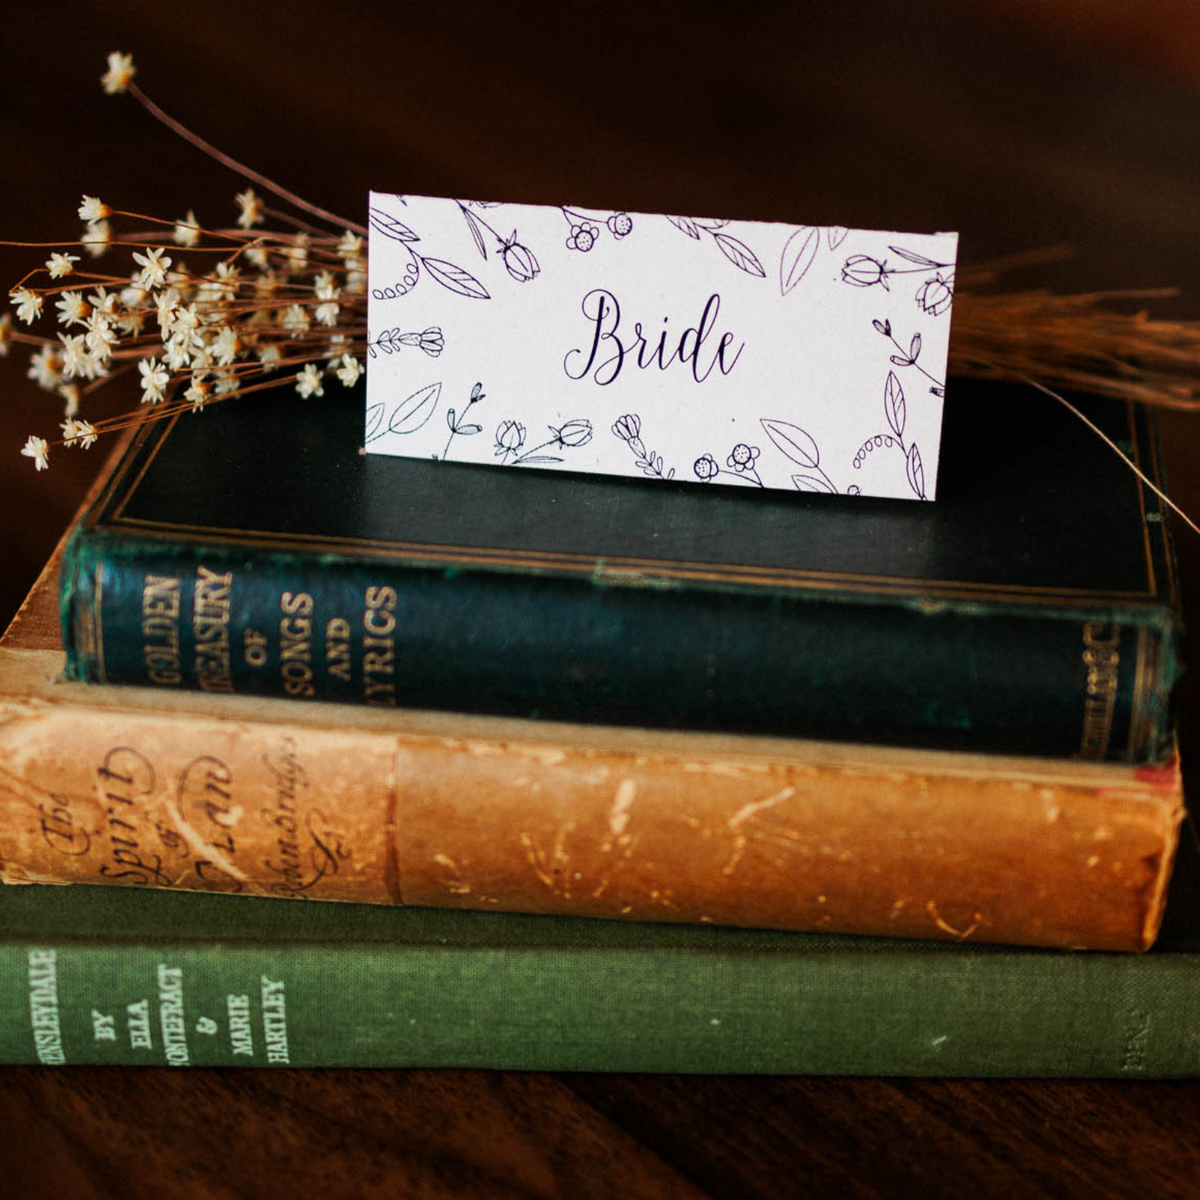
[{"left": 3, "top": 3, "right": 1200, "bottom": 1195}]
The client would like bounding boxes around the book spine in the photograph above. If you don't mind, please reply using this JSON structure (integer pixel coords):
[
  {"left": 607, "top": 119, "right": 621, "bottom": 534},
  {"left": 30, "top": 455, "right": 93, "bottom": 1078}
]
[
  {"left": 0, "top": 677, "right": 1182, "bottom": 950},
  {"left": 3, "top": 922, "right": 1199, "bottom": 1074},
  {"left": 59, "top": 527, "right": 1182, "bottom": 763}
]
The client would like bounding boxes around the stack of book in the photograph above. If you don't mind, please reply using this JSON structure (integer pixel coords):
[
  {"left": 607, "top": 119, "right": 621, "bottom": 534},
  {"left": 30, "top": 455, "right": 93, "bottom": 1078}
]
[{"left": 0, "top": 377, "right": 1193, "bottom": 1074}]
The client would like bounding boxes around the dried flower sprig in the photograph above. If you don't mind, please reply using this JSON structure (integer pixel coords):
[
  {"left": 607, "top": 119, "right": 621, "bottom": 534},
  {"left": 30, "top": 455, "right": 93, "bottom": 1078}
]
[{"left": 7, "top": 52, "right": 1200, "bottom": 479}]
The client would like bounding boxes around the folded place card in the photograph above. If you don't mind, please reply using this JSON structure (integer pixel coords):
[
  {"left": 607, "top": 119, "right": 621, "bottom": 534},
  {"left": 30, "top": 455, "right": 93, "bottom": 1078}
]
[{"left": 365, "top": 192, "right": 957, "bottom": 500}]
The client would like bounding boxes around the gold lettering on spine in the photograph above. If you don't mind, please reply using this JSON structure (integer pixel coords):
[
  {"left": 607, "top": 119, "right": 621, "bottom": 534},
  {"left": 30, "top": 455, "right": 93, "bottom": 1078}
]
[
  {"left": 278, "top": 592, "right": 315, "bottom": 697},
  {"left": 141, "top": 574, "right": 182, "bottom": 685},
  {"left": 1078, "top": 622, "right": 1121, "bottom": 760},
  {"left": 193, "top": 567, "right": 234, "bottom": 693},
  {"left": 362, "top": 586, "right": 398, "bottom": 707}
]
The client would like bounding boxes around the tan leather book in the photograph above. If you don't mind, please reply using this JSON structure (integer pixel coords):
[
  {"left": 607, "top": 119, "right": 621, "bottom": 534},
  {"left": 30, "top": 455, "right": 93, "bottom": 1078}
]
[{"left": 0, "top": 445, "right": 1183, "bottom": 951}]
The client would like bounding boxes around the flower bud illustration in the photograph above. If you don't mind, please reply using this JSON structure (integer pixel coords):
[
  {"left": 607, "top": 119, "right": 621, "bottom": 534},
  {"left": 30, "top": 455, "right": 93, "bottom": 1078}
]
[
  {"left": 611, "top": 413, "right": 642, "bottom": 442},
  {"left": 915, "top": 273, "right": 953, "bottom": 316},
  {"left": 494, "top": 420, "right": 526, "bottom": 456},
  {"left": 501, "top": 238, "right": 540, "bottom": 283},
  {"left": 553, "top": 418, "right": 593, "bottom": 448},
  {"left": 418, "top": 326, "right": 444, "bottom": 356},
  {"left": 841, "top": 254, "right": 889, "bottom": 288}
]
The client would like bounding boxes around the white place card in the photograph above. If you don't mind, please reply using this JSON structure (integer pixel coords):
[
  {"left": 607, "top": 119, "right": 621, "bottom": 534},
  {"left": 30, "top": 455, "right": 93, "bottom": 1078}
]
[{"left": 366, "top": 192, "right": 957, "bottom": 500}]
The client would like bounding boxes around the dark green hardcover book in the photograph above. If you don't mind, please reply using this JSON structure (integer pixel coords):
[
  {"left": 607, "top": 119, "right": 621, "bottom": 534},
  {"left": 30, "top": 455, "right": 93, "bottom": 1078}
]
[
  {"left": 3, "top": 829, "right": 1200, "bottom": 1074},
  {"left": 60, "top": 378, "right": 1181, "bottom": 761}
]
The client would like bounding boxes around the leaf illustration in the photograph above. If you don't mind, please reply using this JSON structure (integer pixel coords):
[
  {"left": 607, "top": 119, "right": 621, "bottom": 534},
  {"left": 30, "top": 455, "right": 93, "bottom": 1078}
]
[
  {"left": 909, "top": 332, "right": 922, "bottom": 362},
  {"left": 792, "top": 473, "right": 836, "bottom": 494},
  {"left": 888, "top": 244, "right": 942, "bottom": 268},
  {"left": 779, "top": 226, "right": 820, "bottom": 295},
  {"left": 826, "top": 226, "right": 848, "bottom": 250},
  {"left": 421, "top": 258, "right": 491, "bottom": 300},
  {"left": 872, "top": 318, "right": 892, "bottom": 336},
  {"left": 446, "top": 407, "right": 457, "bottom": 430},
  {"left": 693, "top": 217, "right": 730, "bottom": 230},
  {"left": 906, "top": 442, "right": 926, "bottom": 499},
  {"left": 884, "top": 371, "right": 906, "bottom": 439},
  {"left": 457, "top": 423, "right": 482, "bottom": 435},
  {"left": 761, "top": 418, "right": 820, "bottom": 468},
  {"left": 667, "top": 215, "right": 702, "bottom": 240},
  {"left": 713, "top": 232, "right": 766, "bottom": 278},
  {"left": 369, "top": 208, "right": 421, "bottom": 244},
  {"left": 388, "top": 382, "right": 442, "bottom": 436},
  {"left": 461, "top": 209, "right": 488, "bottom": 260},
  {"left": 365, "top": 403, "right": 385, "bottom": 444},
  {"left": 515, "top": 455, "right": 562, "bottom": 465},
  {"left": 889, "top": 354, "right": 912, "bottom": 367}
]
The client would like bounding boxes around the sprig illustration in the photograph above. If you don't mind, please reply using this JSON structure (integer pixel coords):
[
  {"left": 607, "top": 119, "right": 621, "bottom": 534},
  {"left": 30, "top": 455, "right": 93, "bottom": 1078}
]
[
  {"left": 841, "top": 245, "right": 955, "bottom": 316},
  {"left": 366, "top": 325, "right": 444, "bottom": 359},
  {"left": 611, "top": 413, "right": 675, "bottom": 480},
  {"left": 871, "top": 318, "right": 945, "bottom": 395},
  {"left": 368, "top": 206, "right": 490, "bottom": 300},
  {"left": 666, "top": 214, "right": 765, "bottom": 278},
  {"left": 850, "top": 370, "right": 927, "bottom": 500},
  {"left": 441, "top": 380, "right": 486, "bottom": 460}
]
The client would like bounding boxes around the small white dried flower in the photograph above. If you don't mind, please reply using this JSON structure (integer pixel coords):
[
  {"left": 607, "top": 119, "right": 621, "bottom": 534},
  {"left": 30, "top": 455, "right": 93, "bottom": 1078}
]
[
  {"left": 117, "top": 308, "right": 147, "bottom": 337},
  {"left": 81, "top": 219, "right": 112, "bottom": 258},
  {"left": 100, "top": 52, "right": 135, "bottom": 95},
  {"left": 336, "top": 354, "right": 363, "bottom": 388},
  {"left": 55, "top": 291, "right": 88, "bottom": 327},
  {"left": 295, "top": 363, "right": 324, "bottom": 398},
  {"left": 213, "top": 369, "right": 239, "bottom": 395},
  {"left": 173, "top": 210, "right": 201, "bottom": 247},
  {"left": 138, "top": 356, "right": 170, "bottom": 404},
  {"left": 46, "top": 252, "right": 80, "bottom": 279},
  {"left": 338, "top": 231, "right": 364, "bottom": 262},
  {"left": 75, "top": 420, "right": 99, "bottom": 449},
  {"left": 281, "top": 304, "right": 310, "bottom": 336},
  {"left": 21, "top": 435, "right": 49, "bottom": 471},
  {"left": 235, "top": 188, "right": 263, "bottom": 230},
  {"left": 27, "top": 346, "right": 62, "bottom": 391},
  {"left": 258, "top": 343, "right": 282, "bottom": 371},
  {"left": 284, "top": 234, "right": 309, "bottom": 274},
  {"left": 211, "top": 325, "right": 238, "bottom": 366},
  {"left": 133, "top": 246, "right": 172, "bottom": 290},
  {"left": 60, "top": 417, "right": 82, "bottom": 444},
  {"left": 87, "top": 287, "right": 117, "bottom": 316},
  {"left": 58, "top": 333, "right": 94, "bottom": 379},
  {"left": 78, "top": 195, "right": 110, "bottom": 225},
  {"left": 11, "top": 288, "right": 43, "bottom": 325},
  {"left": 185, "top": 377, "right": 210, "bottom": 411}
]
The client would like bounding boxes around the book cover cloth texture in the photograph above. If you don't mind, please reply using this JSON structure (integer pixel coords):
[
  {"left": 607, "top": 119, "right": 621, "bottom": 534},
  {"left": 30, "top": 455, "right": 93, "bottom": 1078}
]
[
  {"left": 3, "top": 828, "right": 1200, "bottom": 1074},
  {"left": 59, "top": 379, "right": 1181, "bottom": 762}
]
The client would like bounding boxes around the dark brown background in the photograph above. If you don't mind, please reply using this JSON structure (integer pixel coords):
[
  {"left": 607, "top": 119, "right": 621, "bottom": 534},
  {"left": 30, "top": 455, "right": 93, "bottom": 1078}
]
[{"left": 4, "top": 2, "right": 1200, "bottom": 1196}]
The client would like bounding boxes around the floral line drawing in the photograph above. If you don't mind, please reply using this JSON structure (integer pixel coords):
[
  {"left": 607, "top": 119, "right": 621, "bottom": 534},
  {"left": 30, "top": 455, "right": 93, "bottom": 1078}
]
[
  {"left": 841, "top": 244, "right": 954, "bottom": 316},
  {"left": 442, "top": 380, "right": 486, "bottom": 461},
  {"left": 456, "top": 202, "right": 540, "bottom": 282},
  {"left": 759, "top": 417, "right": 846, "bottom": 494},
  {"left": 666, "top": 214, "right": 766, "bottom": 279},
  {"left": 365, "top": 381, "right": 443, "bottom": 445},
  {"left": 368, "top": 206, "right": 491, "bottom": 301},
  {"left": 560, "top": 206, "right": 634, "bottom": 253},
  {"left": 693, "top": 442, "right": 764, "bottom": 487},
  {"left": 366, "top": 326, "right": 445, "bottom": 360},
  {"left": 494, "top": 417, "right": 594, "bottom": 465},
  {"left": 778, "top": 225, "right": 849, "bottom": 295},
  {"left": 611, "top": 413, "right": 675, "bottom": 480},
  {"left": 871, "top": 318, "right": 945, "bottom": 395},
  {"left": 850, "top": 370, "right": 927, "bottom": 500}
]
